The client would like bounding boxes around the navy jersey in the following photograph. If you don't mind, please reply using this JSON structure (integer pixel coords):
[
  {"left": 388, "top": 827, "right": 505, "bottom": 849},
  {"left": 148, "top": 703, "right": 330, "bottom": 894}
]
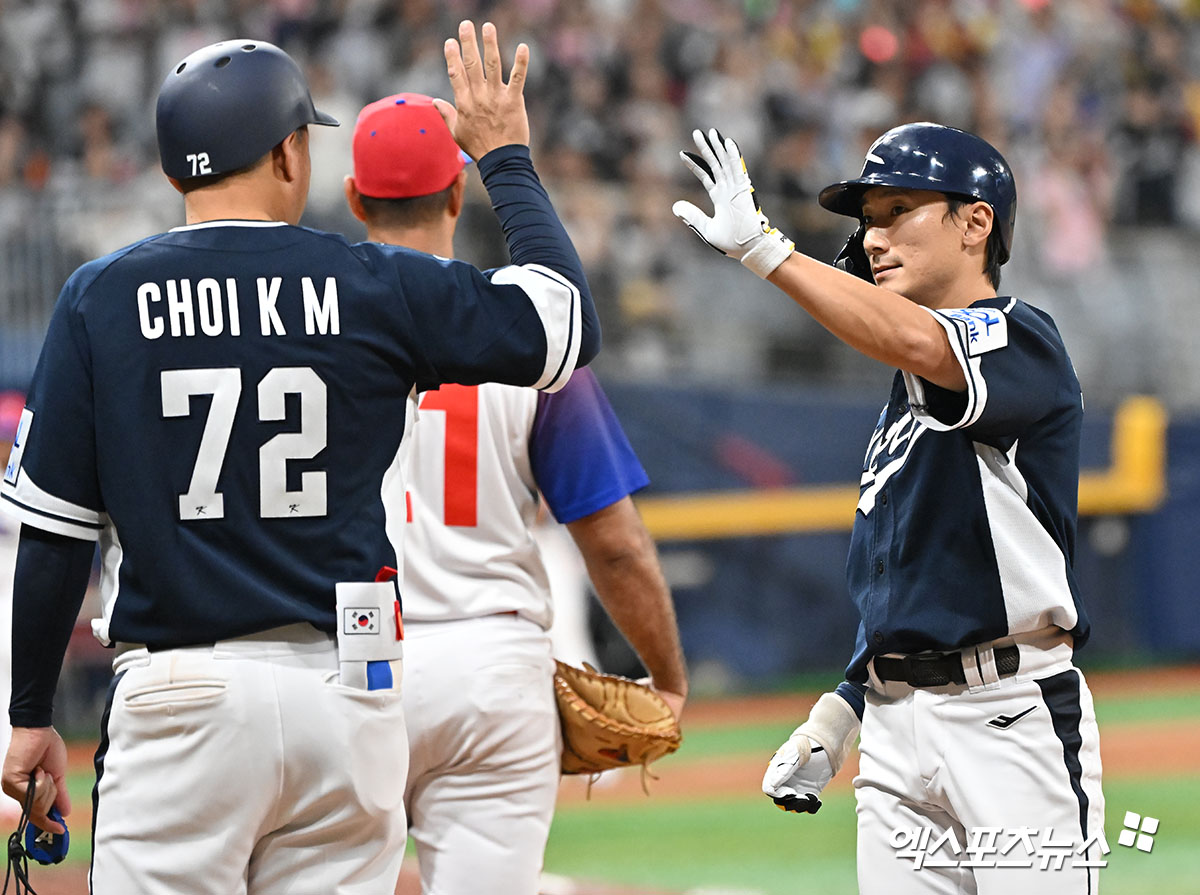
[
  {"left": 845, "top": 296, "right": 1087, "bottom": 684},
  {"left": 1, "top": 220, "right": 589, "bottom": 648}
]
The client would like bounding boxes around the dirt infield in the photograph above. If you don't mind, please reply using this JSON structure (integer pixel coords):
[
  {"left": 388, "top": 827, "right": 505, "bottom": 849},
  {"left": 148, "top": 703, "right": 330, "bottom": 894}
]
[{"left": 33, "top": 665, "right": 1200, "bottom": 895}]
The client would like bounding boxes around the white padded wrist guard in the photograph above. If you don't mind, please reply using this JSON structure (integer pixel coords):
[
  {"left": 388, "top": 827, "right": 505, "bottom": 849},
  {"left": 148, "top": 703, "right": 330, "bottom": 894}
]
[
  {"left": 740, "top": 229, "right": 794, "bottom": 279},
  {"left": 797, "top": 691, "right": 861, "bottom": 774}
]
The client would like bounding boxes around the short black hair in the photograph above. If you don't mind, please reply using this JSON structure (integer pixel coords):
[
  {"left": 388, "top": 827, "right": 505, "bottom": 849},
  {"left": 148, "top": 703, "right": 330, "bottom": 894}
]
[
  {"left": 358, "top": 183, "right": 456, "bottom": 228},
  {"left": 944, "top": 197, "right": 1003, "bottom": 289}
]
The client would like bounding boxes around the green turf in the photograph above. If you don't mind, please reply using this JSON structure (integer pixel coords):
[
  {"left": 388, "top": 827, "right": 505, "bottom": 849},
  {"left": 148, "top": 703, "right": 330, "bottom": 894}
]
[
  {"left": 545, "top": 790, "right": 860, "bottom": 892},
  {"left": 547, "top": 682, "right": 1200, "bottom": 894},
  {"left": 57, "top": 769, "right": 93, "bottom": 866},
  {"left": 1096, "top": 776, "right": 1200, "bottom": 895},
  {"left": 1092, "top": 691, "right": 1200, "bottom": 726},
  {"left": 670, "top": 722, "right": 800, "bottom": 761},
  {"left": 546, "top": 777, "right": 1200, "bottom": 894}
]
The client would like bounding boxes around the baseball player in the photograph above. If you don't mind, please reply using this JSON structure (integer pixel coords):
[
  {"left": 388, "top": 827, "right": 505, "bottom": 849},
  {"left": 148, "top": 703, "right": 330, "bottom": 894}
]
[
  {"left": 342, "top": 92, "right": 687, "bottom": 895},
  {"left": 675, "top": 124, "right": 1104, "bottom": 893},
  {"left": 0, "top": 23, "right": 599, "bottom": 894}
]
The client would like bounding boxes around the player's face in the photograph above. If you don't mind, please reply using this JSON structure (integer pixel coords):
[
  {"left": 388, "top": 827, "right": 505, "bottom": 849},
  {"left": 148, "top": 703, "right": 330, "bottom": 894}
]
[{"left": 859, "top": 187, "right": 966, "bottom": 307}]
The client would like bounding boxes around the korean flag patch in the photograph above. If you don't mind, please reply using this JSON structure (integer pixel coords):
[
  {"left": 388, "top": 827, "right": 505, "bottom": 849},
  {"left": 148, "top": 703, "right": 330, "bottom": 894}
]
[
  {"left": 343, "top": 608, "right": 379, "bottom": 635},
  {"left": 941, "top": 307, "right": 1008, "bottom": 356}
]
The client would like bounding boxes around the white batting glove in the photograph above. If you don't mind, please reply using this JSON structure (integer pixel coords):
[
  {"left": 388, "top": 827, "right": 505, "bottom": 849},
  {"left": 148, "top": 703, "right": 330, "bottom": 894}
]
[
  {"left": 672, "top": 128, "right": 794, "bottom": 279},
  {"left": 762, "top": 691, "right": 860, "bottom": 815}
]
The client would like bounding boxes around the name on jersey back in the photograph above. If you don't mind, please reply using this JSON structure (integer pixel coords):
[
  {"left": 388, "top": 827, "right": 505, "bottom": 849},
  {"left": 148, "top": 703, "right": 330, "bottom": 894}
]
[{"left": 136, "top": 276, "right": 340, "bottom": 339}]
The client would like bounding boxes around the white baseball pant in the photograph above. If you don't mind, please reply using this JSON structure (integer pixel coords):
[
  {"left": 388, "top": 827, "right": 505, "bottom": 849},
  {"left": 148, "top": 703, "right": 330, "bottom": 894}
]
[
  {"left": 855, "top": 632, "right": 1105, "bottom": 895},
  {"left": 402, "top": 613, "right": 560, "bottom": 895},
  {"left": 91, "top": 623, "right": 408, "bottom": 895}
]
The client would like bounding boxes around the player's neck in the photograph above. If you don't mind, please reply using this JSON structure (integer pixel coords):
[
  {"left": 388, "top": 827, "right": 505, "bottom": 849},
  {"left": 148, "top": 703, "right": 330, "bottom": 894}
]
[
  {"left": 366, "top": 222, "right": 455, "bottom": 258},
  {"left": 181, "top": 178, "right": 301, "bottom": 226},
  {"left": 923, "top": 271, "right": 998, "bottom": 310}
]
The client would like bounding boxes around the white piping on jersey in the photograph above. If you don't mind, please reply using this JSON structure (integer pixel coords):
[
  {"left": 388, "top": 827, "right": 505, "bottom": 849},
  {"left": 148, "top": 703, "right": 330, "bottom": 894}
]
[
  {"left": 0, "top": 469, "right": 106, "bottom": 541},
  {"left": 974, "top": 439, "right": 1079, "bottom": 633},
  {"left": 903, "top": 307, "right": 989, "bottom": 432},
  {"left": 1003, "top": 296, "right": 1017, "bottom": 313},
  {"left": 489, "top": 264, "right": 581, "bottom": 393},
  {"left": 168, "top": 220, "right": 290, "bottom": 232},
  {"left": 91, "top": 522, "right": 124, "bottom": 646}
]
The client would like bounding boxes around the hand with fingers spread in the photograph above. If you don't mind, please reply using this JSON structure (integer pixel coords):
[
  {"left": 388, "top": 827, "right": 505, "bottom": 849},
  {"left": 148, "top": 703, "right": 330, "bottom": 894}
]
[
  {"left": 672, "top": 128, "right": 795, "bottom": 279},
  {"left": 3, "top": 727, "right": 70, "bottom": 835},
  {"left": 433, "top": 20, "right": 530, "bottom": 161}
]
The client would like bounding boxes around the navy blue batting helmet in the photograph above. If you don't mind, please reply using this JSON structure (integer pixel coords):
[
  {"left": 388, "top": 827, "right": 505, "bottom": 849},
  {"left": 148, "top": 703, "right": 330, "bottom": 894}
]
[
  {"left": 156, "top": 40, "right": 338, "bottom": 181},
  {"left": 819, "top": 122, "right": 1016, "bottom": 263}
]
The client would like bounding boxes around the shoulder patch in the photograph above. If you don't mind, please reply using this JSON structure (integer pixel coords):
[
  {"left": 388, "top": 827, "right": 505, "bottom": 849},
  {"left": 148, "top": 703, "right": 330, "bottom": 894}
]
[{"left": 940, "top": 307, "right": 1008, "bottom": 356}]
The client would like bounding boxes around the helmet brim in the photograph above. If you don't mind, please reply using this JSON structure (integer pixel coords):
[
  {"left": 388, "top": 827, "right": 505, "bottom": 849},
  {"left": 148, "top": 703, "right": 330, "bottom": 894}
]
[
  {"left": 312, "top": 108, "right": 340, "bottom": 127},
  {"left": 818, "top": 180, "right": 870, "bottom": 218}
]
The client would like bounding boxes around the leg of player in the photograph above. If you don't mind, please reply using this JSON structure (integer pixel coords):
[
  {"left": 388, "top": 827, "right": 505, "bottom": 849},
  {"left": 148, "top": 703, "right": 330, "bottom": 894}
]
[
  {"left": 91, "top": 628, "right": 407, "bottom": 895},
  {"left": 856, "top": 654, "right": 1103, "bottom": 894},
  {"left": 403, "top": 616, "right": 560, "bottom": 895},
  {"left": 855, "top": 693, "right": 976, "bottom": 895}
]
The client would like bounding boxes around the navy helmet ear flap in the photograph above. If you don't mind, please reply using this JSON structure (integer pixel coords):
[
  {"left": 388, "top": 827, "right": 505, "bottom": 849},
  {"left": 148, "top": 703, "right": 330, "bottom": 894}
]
[{"left": 833, "top": 226, "right": 874, "bottom": 284}]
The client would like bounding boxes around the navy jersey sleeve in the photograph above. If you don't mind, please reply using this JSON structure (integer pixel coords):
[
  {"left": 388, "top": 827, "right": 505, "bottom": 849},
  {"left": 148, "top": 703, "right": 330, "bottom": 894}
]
[
  {"left": 528, "top": 368, "right": 649, "bottom": 524},
  {"left": 9, "top": 526, "right": 94, "bottom": 727},
  {"left": 901, "top": 298, "right": 1081, "bottom": 444},
  {"left": 476, "top": 144, "right": 600, "bottom": 368},
  {"left": 1, "top": 271, "right": 106, "bottom": 540},
  {"left": 384, "top": 145, "right": 599, "bottom": 395},
  {"left": 377, "top": 247, "right": 573, "bottom": 391}
]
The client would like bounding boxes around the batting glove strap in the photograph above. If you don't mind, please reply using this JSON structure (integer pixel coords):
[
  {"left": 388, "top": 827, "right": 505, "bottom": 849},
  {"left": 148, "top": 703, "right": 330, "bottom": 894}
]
[{"left": 672, "top": 128, "right": 794, "bottom": 279}]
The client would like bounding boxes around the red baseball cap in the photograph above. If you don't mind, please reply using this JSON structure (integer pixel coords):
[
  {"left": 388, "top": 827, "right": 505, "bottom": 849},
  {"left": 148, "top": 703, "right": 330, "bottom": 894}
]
[{"left": 351, "top": 93, "right": 471, "bottom": 199}]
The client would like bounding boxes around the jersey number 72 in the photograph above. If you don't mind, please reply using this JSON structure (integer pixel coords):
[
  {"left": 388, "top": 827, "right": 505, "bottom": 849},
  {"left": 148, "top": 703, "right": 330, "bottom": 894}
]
[{"left": 162, "top": 366, "right": 326, "bottom": 521}]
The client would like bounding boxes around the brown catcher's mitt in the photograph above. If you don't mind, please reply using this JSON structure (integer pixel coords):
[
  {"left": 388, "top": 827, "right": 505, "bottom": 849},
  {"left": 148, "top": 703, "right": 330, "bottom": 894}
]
[{"left": 553, "top": 660, "right": 682, "bottom": 777}]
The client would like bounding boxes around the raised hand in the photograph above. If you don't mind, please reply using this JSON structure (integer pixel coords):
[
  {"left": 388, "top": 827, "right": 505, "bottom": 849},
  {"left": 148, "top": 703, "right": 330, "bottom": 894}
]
[
  {"left": 433, "top": 20, "right": 530, "bottom": 161},
  {"left": 673, "top": 128, "right": 795, "bottom": 278}
]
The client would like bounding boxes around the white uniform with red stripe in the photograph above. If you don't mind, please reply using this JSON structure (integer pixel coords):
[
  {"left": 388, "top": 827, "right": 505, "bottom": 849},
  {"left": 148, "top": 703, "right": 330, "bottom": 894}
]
[{"left": 396, "top": 369, "right": 647, "bottom": 895}]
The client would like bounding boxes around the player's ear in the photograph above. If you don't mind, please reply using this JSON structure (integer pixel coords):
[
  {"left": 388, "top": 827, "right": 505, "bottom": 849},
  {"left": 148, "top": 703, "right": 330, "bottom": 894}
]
[
  {"left": 343, "top": 176, "right": 367, "bottom": 223},
  {"left": 273, "top": 128, "right": 307, "bottom": 184},
  {"left": 961, "top": 201, "right": 993, "bottom": 250},
  {"left": 447, "top": 169, "right": 468, "bottom": 219}
]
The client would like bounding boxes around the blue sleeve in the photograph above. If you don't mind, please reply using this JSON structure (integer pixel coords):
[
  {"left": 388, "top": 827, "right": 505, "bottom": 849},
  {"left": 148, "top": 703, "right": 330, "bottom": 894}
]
[
  {"left": 9, "top": 526, "right": 95, "bottom": 727},
  {"left": 1, "top": 275, "right": 106, "bottom": 540},
  {"left": 477, "top": 145, "right": 600, "bottom": 367},
  {"left": 907, "top": 300, "right": 1081, "bottom": 445},
  {"left": 529, "top": 368, "right": 649, "bottom": 524}
]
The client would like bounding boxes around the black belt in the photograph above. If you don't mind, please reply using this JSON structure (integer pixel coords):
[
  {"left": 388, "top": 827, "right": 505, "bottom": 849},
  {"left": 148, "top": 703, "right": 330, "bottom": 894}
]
[{"left": 873, "top": 645, "right": 1020, "bottom": 687}]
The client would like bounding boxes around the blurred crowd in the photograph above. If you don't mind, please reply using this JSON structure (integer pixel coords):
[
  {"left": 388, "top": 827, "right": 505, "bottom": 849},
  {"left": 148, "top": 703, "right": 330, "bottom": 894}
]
[{"left": 3, "top": 0, "right": 1200, "bottom": 402}]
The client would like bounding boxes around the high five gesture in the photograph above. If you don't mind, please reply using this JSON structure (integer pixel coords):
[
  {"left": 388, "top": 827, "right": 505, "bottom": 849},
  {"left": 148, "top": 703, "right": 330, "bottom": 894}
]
[{"left": 433, "top": 20, "right": 530, "bottom": 159}]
